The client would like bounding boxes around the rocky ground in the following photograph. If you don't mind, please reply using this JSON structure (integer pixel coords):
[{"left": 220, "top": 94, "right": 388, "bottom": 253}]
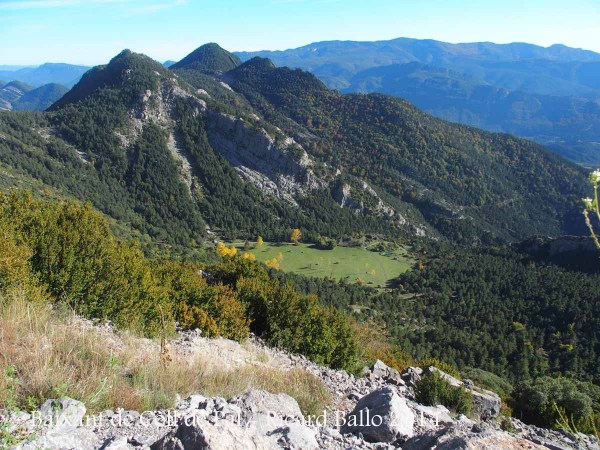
[{"left": 3, "top": 327, "right": 599, "bottom": 450}]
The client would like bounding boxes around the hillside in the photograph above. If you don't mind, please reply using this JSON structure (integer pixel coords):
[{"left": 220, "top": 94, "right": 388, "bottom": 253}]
[
  {"left": 0, "top": 81, "right": 33, "bottom": 110},
  {"left": 0, "top": 46, "right": 591, "bottom": 246},
  {"left": 237, "top": 38, "right": 600, "bottom": 165},
  {"left": 224, "top": 54, "right": 589, "bottom": 243},
  {"left": 0, "top": 81, "right": 67, "bottom": 111}
]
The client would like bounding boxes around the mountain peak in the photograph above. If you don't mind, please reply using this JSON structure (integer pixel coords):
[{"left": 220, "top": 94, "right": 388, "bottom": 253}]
[
  {"left": 50, "top": 50, "right": 168, "bottom": 110},
  {"left": 172, "top": 43, "right": 242, "bottom": 72}
]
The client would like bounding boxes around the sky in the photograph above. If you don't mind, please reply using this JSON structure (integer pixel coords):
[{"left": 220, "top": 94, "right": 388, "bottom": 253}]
[{"left": 1, "top": 0, "right": 599, "bottom": 65}]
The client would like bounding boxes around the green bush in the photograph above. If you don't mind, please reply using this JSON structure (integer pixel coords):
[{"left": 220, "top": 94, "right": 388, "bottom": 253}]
[
  {"left": 416, "top": 370, "right": 473, "bottom": 415},
  {"left": 462, "top": 367, "right": 514, "bottom": 399},
  {"left": 512, "top": 376, "right": 599, "bottom": 434}
]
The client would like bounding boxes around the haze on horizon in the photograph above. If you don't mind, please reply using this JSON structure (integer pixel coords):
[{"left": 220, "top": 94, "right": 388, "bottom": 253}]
[{"left": 0, "top": 0, "right": 599, "bottom": 66}]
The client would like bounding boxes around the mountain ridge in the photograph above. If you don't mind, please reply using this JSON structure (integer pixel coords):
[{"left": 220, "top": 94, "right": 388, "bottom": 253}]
[{"left": 236, "top": 37, "right": 600, "bottom": 165}]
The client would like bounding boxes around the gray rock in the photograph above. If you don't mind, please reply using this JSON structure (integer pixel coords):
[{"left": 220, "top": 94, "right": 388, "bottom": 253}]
[
  {"left": 471, "top": 388, "right": 502, "bottom": 421},
  {"left": 150, "top": 415, "right": 277, "bottom": 450},
  {"left": 412, "top": 403, "right": 454, "bottom": 425},
  {"left": 100, "top": 436, "right": 137, "bottom": 450},
  {"left": 342, "top": 386, "right": 414, "bottom": 443},
  {"left": 38, "top": 397, "right": 87, "bottom": 429},
  {"left": 15, "top": 427, "right": 100, "bottom": 450},
  {"left": 401, "top": 367, "right": 422, "bottom": 387},
  {"left": 230, "top": 390, "right": 304, "bottom": 423},
  {"left": 370, "top": 360, "right": 405, "bottom": 386}
]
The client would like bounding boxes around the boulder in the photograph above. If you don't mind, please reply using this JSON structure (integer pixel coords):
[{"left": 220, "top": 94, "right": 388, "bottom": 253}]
[
  {"left": 15, "top": 427, "right": 99, "bottom": 450},
  {"left": 412, "top": 403, "right": 454, "bottom": 426},
  {"left": 341, "top": 386, "right": 414, "bottom": 443},
  {"left": 471, "top": 388, "right": 502, "bottom": 421},
  {"left": 402, "top": 425, "right": 547, "bottom": 450},
  {"left": 370, "top": 359, "right": 405, "bottom": 386},
  {"left": 150, "top": 415, "right": 277, "bottom": 450},
  {"left": 230, "top": 390, "right": 304, "bottom": 422},
  {"left": 401, "top": 367, "right": 423, "bottom": 387},
  {"left": 425, "top": 367, "right": 502, "bottom": 420},
  {"left": 15, "top": 397, "right": 99, "bottom": 450}
]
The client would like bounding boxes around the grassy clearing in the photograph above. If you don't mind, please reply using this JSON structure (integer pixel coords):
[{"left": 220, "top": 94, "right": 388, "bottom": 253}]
[
  {"left": 0, "top": 290, "right": 331, "bottom": 416},
  {"left": 236, "top": 242, "right": 413, "bottom": 287}
]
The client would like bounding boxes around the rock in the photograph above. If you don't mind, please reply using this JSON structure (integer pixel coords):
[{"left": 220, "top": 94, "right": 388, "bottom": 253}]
[
  {"left": 150, "top": 415, "right": 277, "bottom": 450},
  {"left": 427, "top": 366, "right": 463, "bottom": 387},
  {"left": 100, "top": 436, "right": 137, "bottom": 450},
  {"left": 187, "top": 394, "right": 208, "bottom": 410},
  {"left": 342, "top": 386, "right": 414, "bottom": 443},
  {"left": 276, "top": 421, "right": 319, "bottom": 450},
  {"left": 402, "top": 425, "right": 548, "bottom": 450},
  {"left": 425, "top": 367, "right": 501, "bottom": 420},
  {"left": 401, "top": 367, "right": 423, "bottom": 388},
  {"left": 38, "top": 397, "right": 87, "bottom": 429},
  {"left": 471, "top": 388, "right": 502, "bottom": 421},
  {"left": 370, "top": 360, "right": 405, "bottom": 386},
  {"left": 230, "top": 390, "right": 304, "bottom": 422},
  {"left": 15, "top": 427, "right": 100, "bottom": 450},
  {"left": 412, "top": 403, "right": 454, "bottom": 425}
]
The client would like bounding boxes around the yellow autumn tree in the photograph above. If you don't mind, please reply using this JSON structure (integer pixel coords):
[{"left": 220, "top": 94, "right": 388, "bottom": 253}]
[
  {"left": 216, "top": 242, "right": 237, "bottom": 257},
  {"left": 242, "top": 252, "right": 256, "bottom": 261},
  {"left": 265, "top": 258, "right": 280, "bottom": 270},
  {"left": 290, "top": 228, "right": 301, "bottom": 245},
  {"left": 256, "top": 236, "right": 264, "bottom": 248}
]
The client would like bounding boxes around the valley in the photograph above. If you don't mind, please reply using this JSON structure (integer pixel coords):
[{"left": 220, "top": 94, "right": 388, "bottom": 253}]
[{"left": 232, "top": 241, "right": 413, "bottom": 287}]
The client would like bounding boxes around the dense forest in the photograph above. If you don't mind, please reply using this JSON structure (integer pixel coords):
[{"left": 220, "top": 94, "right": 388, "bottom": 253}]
[{"left": 225, "top": 56, "right": 590, "bottom": 243}]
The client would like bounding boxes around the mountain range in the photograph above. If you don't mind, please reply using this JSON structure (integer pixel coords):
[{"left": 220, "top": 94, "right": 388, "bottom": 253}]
[
  {"left": 237, "top": 38, "right": 600, "bottom": 166},
  {"left": 0, "top": 43, "right": 590, "bottom": 248},
  {"left": 0, "top": 62, "right": 89, "bottom": 88}
]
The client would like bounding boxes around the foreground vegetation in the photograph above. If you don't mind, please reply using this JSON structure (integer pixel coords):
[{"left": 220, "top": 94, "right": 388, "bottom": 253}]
[{"left": 0, "top": 290, "right": 331, "bottom": 417}]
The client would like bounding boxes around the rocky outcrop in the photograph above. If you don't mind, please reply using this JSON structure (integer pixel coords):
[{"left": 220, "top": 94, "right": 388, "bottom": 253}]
[
  {"left": 204, "top": 112, "right": 327, "bottom": 204},
  {"left": 332, "top": 180, "right": 407, "bottom": 224},
  {"left": 341, "top": 386, "right": 414, "bottom": 442},
  {"left": 365, "top": 359, "right": 405, "bottom": 386}
]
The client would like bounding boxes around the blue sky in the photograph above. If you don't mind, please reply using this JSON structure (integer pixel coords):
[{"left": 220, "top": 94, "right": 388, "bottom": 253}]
[{"left": 1, "top": 0, "right": 599, "bottom": 65}]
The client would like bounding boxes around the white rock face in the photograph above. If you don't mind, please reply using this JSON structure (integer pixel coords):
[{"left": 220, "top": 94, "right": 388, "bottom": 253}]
[
  {"left": 204, "top": 112, "right": 327, "bottom": 204},
  {"left": 342, "top": 386, "right": 414, "bottom": 442}
]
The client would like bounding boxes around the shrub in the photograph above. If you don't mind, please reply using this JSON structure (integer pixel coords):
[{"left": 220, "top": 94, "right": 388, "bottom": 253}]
[
  {"left": 416, "top": 370, "right": 473, "bottom": 415},
  {"left": 512, "top": 376, "right": 598, "bottom": 434},
  {"left": 461, "top": 367, "right": 514, "bottom": 399},
  {"left": 0, "top": 191, "right": 171, "bottom": 336}
]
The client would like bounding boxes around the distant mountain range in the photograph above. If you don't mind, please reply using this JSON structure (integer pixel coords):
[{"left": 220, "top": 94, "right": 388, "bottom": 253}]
[
  {"left": 0, "top": 63, "right": 89, "bottom": 88},
  {"left": 237, "top": 38, "right": 600, "bottom": 166},
  {"left": 0, "top": 80, "right": 68, "bottom": 111}
]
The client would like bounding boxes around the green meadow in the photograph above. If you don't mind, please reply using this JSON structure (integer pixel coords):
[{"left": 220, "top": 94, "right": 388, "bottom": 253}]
[{"left": 234, "top": 242, "right": 413, "bottom": 287}]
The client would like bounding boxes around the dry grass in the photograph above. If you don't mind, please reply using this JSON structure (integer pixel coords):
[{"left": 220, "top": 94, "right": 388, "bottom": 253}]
[{"left": 0, "top": 290, "right": 331, "bottom": 416}]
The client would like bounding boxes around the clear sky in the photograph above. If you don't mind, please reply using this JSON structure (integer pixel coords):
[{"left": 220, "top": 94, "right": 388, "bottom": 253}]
[{"left": 1, "top": 0, "right": 599, "bottom": 65}]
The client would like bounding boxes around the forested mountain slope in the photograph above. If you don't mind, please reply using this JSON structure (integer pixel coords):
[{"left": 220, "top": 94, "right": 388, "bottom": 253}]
[
  {"left": 222, "top": 54, "right": 589, "bottom": 242},
  {"left": 237, "top": 38, "right": 600, "bottom": 165},
  {"left": 0, "top": 44, "right": 591, "bottom": 247}
]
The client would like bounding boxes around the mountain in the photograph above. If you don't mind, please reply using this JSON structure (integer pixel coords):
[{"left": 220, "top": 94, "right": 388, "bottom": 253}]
[
  {"left": 0, "top": 46, "right": 591, "bottom": 248},
  {"left": 237, "top": 38, "right": 600, "bottom": 166},
  {"left": 172, "top": 43, "right": 241, "bottom": 72},
  {"left": 0, "top": 80, "right": 34, "bottom": 110},
  {"left": 163, "top": 60, "right": 176, "bottom": 67},
  {"left": 13, "top": 83, "right": 69, "bottom": 111},
  {"left": 0, "top": 62, "right": 90, "bottom": 88},
  {"left": 0, "top": 80, "right": 68, "bottom": 111}
]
